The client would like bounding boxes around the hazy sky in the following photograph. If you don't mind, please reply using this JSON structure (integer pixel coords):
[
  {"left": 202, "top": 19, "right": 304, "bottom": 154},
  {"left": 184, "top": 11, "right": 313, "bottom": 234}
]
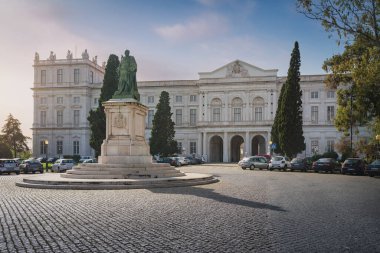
[{"left": 0, "top": 0, "right": 343, "bottom": 139}]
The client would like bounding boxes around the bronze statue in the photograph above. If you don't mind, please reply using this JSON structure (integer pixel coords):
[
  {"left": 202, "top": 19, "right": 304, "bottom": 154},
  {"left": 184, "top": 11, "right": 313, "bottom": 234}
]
[{"left": 113, "top": 50, "right": 140, "bottom": 101}]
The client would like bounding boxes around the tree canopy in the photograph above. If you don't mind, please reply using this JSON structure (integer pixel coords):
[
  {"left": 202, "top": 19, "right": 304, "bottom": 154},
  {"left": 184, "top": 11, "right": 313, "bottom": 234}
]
[
  {"left": 88, "top": 54, "right": 120, "bottom": 157},
  {"left": 297, "top": 0, "right": 380, "bottom": 135},
  {"left": 149, "top": 91, "right": 178, "bottom": 157},
  {"left": 272, "top": 42, "right": 305, "bottom": 158},
  {"left": 1, "top": 114, "right": 30, "bottom": 158}
]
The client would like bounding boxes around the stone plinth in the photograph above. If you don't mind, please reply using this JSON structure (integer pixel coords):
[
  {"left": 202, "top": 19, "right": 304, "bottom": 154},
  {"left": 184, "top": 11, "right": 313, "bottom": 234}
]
[{"left": 98, "top": 98, "right": 152, "bottom": 164}]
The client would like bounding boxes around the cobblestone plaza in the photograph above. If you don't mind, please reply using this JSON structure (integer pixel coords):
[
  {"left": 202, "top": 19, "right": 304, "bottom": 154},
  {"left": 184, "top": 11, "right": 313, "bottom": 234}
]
[{"left": 1, "top": 165, "right": 379, "bottom": 252}]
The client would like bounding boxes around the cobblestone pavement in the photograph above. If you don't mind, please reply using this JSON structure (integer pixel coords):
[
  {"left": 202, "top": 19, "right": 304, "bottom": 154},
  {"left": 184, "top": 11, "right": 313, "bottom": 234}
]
[{"left": 0, "top": 164, "right": 379, "bottom": 253}]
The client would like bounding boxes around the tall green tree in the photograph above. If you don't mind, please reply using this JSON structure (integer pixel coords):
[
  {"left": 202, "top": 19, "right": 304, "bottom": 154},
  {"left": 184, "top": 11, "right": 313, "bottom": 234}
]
[
  {"left": 276, "top": 41, "right": 305, "bottom": 158},
  {"left": 1, "top": 114, "right": 30, "bottom": 158},
  {"left": 88, "top": 54, "right": 120, "bottom": 157},
  {"left": 149, "top": 91, "right": 178, "bottom": 157},
  {"left": 0, "top": 142, "right": 12, "bottom": 158},
  {"left": 297, "top": 0, "right": 380, "bottom": 135},
  {"left": 271, "top": 85, "right": 285, "bottom": 155}
]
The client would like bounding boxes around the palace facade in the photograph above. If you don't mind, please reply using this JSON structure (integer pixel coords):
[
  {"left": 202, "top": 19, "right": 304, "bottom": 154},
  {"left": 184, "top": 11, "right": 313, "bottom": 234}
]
[{"left": 32, "top": 52, "right": 347, "bottom": 162}]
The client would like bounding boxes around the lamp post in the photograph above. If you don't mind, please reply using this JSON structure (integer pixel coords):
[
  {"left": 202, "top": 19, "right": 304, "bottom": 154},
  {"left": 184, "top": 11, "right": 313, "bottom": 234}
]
[
  {"left": 44, "top": 140, "right": 48, "bottom": 172},
  {"left": 269, "top": 141, "right": 273, "bottom": 156}
]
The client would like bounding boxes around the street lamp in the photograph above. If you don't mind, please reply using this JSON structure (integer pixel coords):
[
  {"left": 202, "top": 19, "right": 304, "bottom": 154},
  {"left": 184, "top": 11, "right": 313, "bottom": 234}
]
[
  {"left": 44, "top": 140, "right": 48, "bottom": 172},
  {"left": 269, "top": 141, "right": 273, "bottom": 155}
]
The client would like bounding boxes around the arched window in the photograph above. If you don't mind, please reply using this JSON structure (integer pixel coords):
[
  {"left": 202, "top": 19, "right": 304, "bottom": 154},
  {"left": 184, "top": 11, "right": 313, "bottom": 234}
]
[
  {"left": 211, "top": 98, "right": 222, "bottom": 122},
  {"left": 232, "top": 97, "right": 243, "bottom": 122},
  {"left": 253, "top": 97, "right": 265, "bottom": 121}
]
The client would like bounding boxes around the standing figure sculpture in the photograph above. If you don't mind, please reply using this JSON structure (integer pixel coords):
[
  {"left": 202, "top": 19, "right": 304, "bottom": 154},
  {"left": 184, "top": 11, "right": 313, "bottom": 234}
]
[{"left": 113, "top": 50, "right": 140, "bottom": 101}]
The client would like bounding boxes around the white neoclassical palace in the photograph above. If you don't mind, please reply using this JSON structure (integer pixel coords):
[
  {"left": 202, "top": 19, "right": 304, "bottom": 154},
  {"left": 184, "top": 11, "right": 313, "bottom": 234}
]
[{"left": 32, "top": 51, "right": 343, "bottom": 162}]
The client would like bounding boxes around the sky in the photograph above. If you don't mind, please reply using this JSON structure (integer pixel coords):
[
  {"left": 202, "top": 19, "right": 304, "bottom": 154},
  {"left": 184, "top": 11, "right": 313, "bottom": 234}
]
[{"left": 0, "top": 0, "right": 343, "bottom": 140}]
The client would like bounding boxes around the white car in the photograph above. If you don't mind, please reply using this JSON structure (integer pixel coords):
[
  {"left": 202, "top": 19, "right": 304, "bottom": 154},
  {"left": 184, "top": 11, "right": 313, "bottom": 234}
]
[
  {"left": 269, "top": 156, "right": 291, "bottom": 171},
  {"left": 51, "top": 159, "right": 75, "bottom": 173}
]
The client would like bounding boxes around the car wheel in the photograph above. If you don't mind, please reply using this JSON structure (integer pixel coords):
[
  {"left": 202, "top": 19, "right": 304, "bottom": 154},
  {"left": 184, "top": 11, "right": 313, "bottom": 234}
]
[
  {"left": 40, "top": 170, "right": 43, "bottom": 174},
  {"left": 16, "top": 172, "right": 20, "bottom": 175},
  {"left": 250, "top": 165, "right": 255, "bottom": 170},
  {"left": 369, "top": 173, "right": 374, "bottom": 177},
  {"left": 314, "top": 170, "right": 318, "bottom": 173},
  {"left": 7, "top": 172, "right": 10, "bottom": 175},
  {"left": 32, "top": 171, "right": 35, "bottom": 174},
  {"left": 242, "top": 167, "right": 246, "bottom": 170}
]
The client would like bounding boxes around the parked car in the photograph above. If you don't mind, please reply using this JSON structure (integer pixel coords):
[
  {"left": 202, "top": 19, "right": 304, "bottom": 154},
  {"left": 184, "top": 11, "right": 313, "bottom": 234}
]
[
  {"left": 290, "top": 158, "right": 309, "bottom": 172},
  {"left": 36, "top": 157, "right": 48, "bottom": 163},
  {"left": 156, "top": 157, "right": 180, "bottom": 167},
  {"left": 19, "top": 159, "right": 43, "bottom": 174},
  {"left": 366, "top": 159, "right": 380, "bottom": 177},
  {"left": 341, "top": 158, "right": 366, "bottom": 175},
  {"left": 312, "top": 158, "right": 339, "bottom": 173},
  {"left": 47, "top": 157, "right": 59, "bottom": 163},
  {"left": 239, "top": 156, "right": 269, "bottom": 170},
  {"left": 269, "top": 156, "right": 291, "bottom": 171},
  {"left": 51, "top": 159, "right": 75, "bottom": 173},
  {"left": 0, "top": 159, "right": 20, "bottom": 175},
  {"left": 186, "top": 156, "right": 204, "bottom": 165},
  {"left": 81, "top": 158, "right": 97, "bottom": 164},
  {"left": 175, "top": 156, "right": 190, "bottom": 166}
]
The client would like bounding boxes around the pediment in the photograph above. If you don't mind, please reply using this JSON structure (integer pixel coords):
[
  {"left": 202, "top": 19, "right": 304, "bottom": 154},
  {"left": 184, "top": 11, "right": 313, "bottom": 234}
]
[{"left": 198, "top": 60, "right": 278, "bottom": 79}]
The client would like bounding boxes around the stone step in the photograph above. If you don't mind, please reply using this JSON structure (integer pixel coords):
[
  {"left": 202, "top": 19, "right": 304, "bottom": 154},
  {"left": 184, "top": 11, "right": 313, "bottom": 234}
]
[
  {"left": 15, "top": 173, "right": 218, "bottom": 190},
  {"left": 61, "top": 172, "right": 185, "bottom": 179}
]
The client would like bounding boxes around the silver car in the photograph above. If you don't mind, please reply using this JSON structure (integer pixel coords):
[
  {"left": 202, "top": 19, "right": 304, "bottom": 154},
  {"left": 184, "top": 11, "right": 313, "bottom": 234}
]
[
  {"left": 238, "top": 156, "right": 269, "bottom": 170},
  {"left": 0, "top": 159, "right": 20, "bottom": 175},
  {"left": 51, "top": 159, "right": 75, "bottom": 173}
]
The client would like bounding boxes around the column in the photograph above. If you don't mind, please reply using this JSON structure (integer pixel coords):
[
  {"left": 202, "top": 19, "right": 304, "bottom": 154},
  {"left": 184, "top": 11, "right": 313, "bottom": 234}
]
[
  {"left": 223, "top": 131, "right": 228, "bottom": 162},
  {"left": 245, "top": 131, "right": 250, "bottom": 156},
  {"left": 202, "top": 131, "right": 207, "bottom": 158}
]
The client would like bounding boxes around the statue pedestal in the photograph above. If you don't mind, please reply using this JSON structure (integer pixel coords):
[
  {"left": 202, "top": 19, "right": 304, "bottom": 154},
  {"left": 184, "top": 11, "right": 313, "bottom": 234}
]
[{"left": 98, "top": 98, "right": 152, "bottom": 164}]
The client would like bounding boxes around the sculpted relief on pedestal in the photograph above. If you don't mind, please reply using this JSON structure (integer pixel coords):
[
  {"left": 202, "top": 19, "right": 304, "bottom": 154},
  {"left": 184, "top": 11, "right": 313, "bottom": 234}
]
[{"left": 226, "top": 61, "right": 248, "bottom": 78}]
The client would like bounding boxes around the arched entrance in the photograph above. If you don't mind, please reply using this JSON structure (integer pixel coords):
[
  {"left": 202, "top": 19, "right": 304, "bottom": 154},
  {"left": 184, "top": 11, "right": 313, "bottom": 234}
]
[
  {"left": 251, "top": 135, "right": 266, "bottom": 155},
  {"left": 230, "top": 135, "right": 244, "bottom": 162},
  {"left": 209, "top": 135, "right": 223, "bottom": 162}
]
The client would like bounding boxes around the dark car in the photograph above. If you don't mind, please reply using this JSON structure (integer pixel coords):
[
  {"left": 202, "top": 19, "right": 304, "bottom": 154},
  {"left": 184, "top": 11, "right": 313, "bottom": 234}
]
[
  {"left": 238, "top": 156, "right": 269, "bottom": 170},
  {"left": 290, "top": 158, "right": 309, "bottom": 172},
  {"left": 366, "top": 159, "right": 380, "bottom": 177},
  {"left": 341, "top": 158, "right": 366, "bottom": 175},
  {"left": 156, "top": 157, "right": 180, "bottom": 167},
  {"left": 0, "top": 159, "right": 20, "bottom": 175},
  {"left": 186, "top": 156, "right": 203, "bottom": 165},
  {"left": 312, "top": 158, "right": 339, "bottom": 173},
  {"left": 19, "top": 159, "right": 44, "bottom": 174}
]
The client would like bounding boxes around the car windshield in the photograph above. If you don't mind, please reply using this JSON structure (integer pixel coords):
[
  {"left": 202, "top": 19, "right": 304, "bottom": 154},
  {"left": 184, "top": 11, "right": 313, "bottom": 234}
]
[
  {"left": 345, "top": 159, "right": 360, "bottom": 164},
  {"left": 273, "top": 156, "right": 283, "bottom": 161},
  {"left": 291, "top": 158, "right": 303, "bottom": 163},
  {"left": 318, "top": 158, "right": 332, "bottom": 162},
  {"left": 371, "top": 160, "right": 380, "bottom": 165}
]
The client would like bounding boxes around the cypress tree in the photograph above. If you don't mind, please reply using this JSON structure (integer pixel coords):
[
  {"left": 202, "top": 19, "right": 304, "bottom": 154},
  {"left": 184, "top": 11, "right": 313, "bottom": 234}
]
[
  {"left": 88, "top": 54, "right": 120, "bottom": 157},
  {"left": 277, "top": 41, "right": 305, "bottom": 158},
  {"left": 271, "top": 84, "right": 285, "bottom": 155},
  {"left": 149, "top": 91, "right": 178, "bottom": 157}
]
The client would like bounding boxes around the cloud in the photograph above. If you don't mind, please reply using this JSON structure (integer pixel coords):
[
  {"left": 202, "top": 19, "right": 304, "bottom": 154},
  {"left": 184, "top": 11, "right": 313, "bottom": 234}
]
[{"left": 154, "top": 13, "right": 229, "bottom": 42}]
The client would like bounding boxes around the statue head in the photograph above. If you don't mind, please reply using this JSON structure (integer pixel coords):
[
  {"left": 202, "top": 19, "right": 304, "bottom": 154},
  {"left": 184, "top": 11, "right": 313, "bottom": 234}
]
[{"left": 125, "top": 50, "right": 130, "bottom": 56}]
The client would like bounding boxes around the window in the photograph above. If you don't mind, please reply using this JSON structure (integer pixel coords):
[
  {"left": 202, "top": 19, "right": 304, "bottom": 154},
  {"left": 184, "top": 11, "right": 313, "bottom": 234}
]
[
  {"left": 177, "top": 142, "right": 182, "bottom": 154},
  {"left": 74, "top": 110, "right": 80, "bottom": 126},
  {"left": 311, "top": 91, "right": 319, "bottom": 99},
  {"left": 327, "top": 90, "right": 335, "bottom": 99},
  {"left": 311, "top": 106, "right": 318, "bottom": 123},
  {"left": 233, "top": 108, "right": 242, "bottom": 121},
  {"left": 40, "top": 97, "right": 47, "bottom": 104},
  {"left": 73, "top": 96, "right": 80, "bottom": 104},
  {"left": 40, "top": 141, "right": 47, "bottom": 155},
  {"left": 40, "top": 111, "right": 46, "bottom": 127},
  {"left": 176, "top": 109, "right": 182, "bottom": 126},
  {"left": 94, "top": 98, "right": 98, "bottom": 106},
  {"left": 90, "top": 71, "right": 94, "bottom": 84},
  {"left": 74, "top": 69, "right": 80, "bottom": 84},
  {"left": 190, "top": 95, "right": 197, "bottom": 102},
  {"left": 311, "top": 140, "right": 319, "bottom": 154},
  {"left": 148, "top": 110, "right": 154, "bottom": 128},
  {"left": 57, "top": 69, "right": 63, "bottom": 83},
  {"left": 327, "top": 106, "right": 335, "bottom": 122},
  {"left": 148, "top": 96, "right": 154, "bottom": 103},
  {"left": 327, "top": 140, "right": 334, "bottom": 152},
  {"left": 190, "top": 142, "right": 196, "bottom": 154},
  {"left": 41, "top": 70, "right": 46, "bottom": 85},
  {"left": 57, "top": 140, "right": 63, "bottom": 155},
  {"left": 254, "top": 107, "right": 263, "bottom": 121},
  {"left": 57, "top": 110, "right": 63, "bottom": 127},
  {"left": 212, "top": 108, "right": 221, "bottom": 122},
  {"left": 57, "top": 97, "right": 63, "bottom": 104},
  {"left": 175, "top": 95, "right": 182, "bottom": 103},
  {"left": 190, "top": 109, "right": 196, "bottom": 126},
  {"left": 73, "top": 141, "right": 79, "bottom": 155}
]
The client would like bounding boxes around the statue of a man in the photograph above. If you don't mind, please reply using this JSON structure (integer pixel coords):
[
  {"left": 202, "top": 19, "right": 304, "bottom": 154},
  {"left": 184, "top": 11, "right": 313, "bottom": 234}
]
[{"left": 113, "top": 50, "right": 140, "bottom": 101}]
